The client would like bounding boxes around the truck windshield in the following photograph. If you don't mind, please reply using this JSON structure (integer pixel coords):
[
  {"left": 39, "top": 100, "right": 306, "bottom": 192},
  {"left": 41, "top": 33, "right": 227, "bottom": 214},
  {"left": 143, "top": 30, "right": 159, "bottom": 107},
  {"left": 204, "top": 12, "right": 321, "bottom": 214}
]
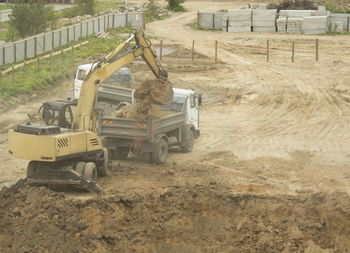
[{"left": 77, "top": 69, "right": 87, "bottom": 81}]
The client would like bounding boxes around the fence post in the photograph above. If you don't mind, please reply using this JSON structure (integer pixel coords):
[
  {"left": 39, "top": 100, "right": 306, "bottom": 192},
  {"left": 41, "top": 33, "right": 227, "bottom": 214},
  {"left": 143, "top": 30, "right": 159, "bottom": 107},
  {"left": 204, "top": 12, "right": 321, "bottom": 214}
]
[
  {"left": 143, "top": 12, "right": 146, "bottom": 29},
  {"left": 93, "top": 19, "right": 95, "bottom": 34},
  {"left": 215, "top": 40, "right": 217, "bottom": 61},
  {"left": 88, "top": 39, "right": 91, "bottom": 51},
  {"left": 72, "top": 45, "right": 74, "bottom": 56},
  {"left": 103, "top": 15, "right": 106, "bottom": 31},
  {"left": 347, "top": 16, "right": 350, "bottom": 32},
  {"left": 67, "top": 27, "right": 69, "bottom": 43},
  {"left": 12, "top": 66, "right": 14, "bottom": 82},
  {"left": 107, "top": 14, "right": 110, "bottom": 29},
  {"left": 24, "top": 61, "right": 26, "bottom": 76},
  {"left": 73, "top": 25, "right": 76, "bottom": 41},
  {"left": 43, "top": 34, "right": 46, "bottom": 52},
  {"left": 113, "top": 13, "right": 115, "bottom": 28},
  {"left": 160, "top": 40, "right": 163, "bottom": 60},
  {"left": 52, "top": 32, "right": 54, "bottom": 51},
  {"left": 2, "top": 47, "right": 4, "bottom": 65},
  {"left": 197, "top": 11, "right": 199, "bottom": 30},
  {"left": 98, "top": 18, "right": 100, "bottom": 32},
  {"left": 61, "top": 49, "right": 64, "bottom": 64},
  {"left": 80, "top": 23, "right": 83, "bottom": 38},
  {"left": 34, "top": 36, "right": 37, "bottom": 57},
  {"left": 292, "top": 41, "right": 295, "bottom": 62},
  {"left": 126, "top": 13, "right": 128, "bottom": 26},
  {"left": 80, "top": 42, "right": 82, "bottom": 52},
  {"left": 59, "top": 30, "right": 62, "bottom": 47},
  {"left": 0, "top": 71, "right": 2, "bottom": 87},
  {"left": 50, "top": 52, "right": 52, "bottom": 71},
  {"left": 24, "top": 40, "right": 27, "bottom": 59},
  {"left": 13, "top": 43, "right": 16, "bottom": 63},
  {"left": 266, "top": 40, "right": 269, "bottom": 62},
  {"left": 316, "top": 39, "right": 319, "bottom": 61},
  {"left": 86, "top": 21, "right": 89, "bottom": 36},
  {"left": 37, "top": 57, "right": 40, "bottom": 71},
  {"left": 192, "top": 40, "right": 194, "bottom": 61}
]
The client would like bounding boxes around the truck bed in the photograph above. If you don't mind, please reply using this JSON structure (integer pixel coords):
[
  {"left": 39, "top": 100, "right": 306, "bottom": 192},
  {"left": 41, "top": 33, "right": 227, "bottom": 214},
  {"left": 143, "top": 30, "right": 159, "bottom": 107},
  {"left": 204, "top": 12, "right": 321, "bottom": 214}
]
[{"left": 99, "top": 111, "right": 186, "bottom": 142}]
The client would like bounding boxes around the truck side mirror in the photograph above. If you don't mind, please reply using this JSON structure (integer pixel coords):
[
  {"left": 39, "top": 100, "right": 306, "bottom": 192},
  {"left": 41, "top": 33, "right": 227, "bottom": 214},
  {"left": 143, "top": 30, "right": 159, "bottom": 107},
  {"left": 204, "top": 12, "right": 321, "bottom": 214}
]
[{"left": 198, "top": 94, "right": 202, "bottom": 108}]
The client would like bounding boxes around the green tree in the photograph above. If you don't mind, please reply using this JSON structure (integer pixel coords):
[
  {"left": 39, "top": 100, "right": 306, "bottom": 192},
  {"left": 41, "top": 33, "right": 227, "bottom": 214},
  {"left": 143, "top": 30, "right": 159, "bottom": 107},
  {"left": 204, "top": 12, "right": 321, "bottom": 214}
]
[
  {"left": 76, "top": 0, "right": 95, "bottom": 15},
  {"left": 166, "top": 0, "right": 186, "bottom": 12},
  {"left": 9, "top": 0, "right": 55, "bottom": 39}
]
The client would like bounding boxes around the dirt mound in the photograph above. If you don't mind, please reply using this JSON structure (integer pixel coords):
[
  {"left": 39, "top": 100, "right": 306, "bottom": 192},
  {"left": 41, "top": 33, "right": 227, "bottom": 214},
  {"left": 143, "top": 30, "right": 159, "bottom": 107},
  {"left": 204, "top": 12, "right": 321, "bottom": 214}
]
[
  {"left": 112, "top": 101, "right": 166, "bottom": 120},
  {"left": 134, "top": 79, "right": 173, "bottom": 106},
  {"left": 1, "top": 181, "right": 350, "bottom": 252}
]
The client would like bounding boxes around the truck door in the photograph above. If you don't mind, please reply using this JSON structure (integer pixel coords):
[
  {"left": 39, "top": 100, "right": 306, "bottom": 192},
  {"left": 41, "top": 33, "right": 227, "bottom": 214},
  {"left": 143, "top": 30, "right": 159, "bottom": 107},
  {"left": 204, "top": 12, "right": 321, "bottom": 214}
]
[{"left": 189, "top": 94, "right": 199, "bottom": 129}]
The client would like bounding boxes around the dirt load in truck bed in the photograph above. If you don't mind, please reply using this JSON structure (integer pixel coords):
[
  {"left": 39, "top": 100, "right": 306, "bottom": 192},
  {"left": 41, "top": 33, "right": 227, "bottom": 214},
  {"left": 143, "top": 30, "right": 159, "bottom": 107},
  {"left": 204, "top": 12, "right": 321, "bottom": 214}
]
[{"left": 111, "top": 79, "right": 173, "bottom": 120}]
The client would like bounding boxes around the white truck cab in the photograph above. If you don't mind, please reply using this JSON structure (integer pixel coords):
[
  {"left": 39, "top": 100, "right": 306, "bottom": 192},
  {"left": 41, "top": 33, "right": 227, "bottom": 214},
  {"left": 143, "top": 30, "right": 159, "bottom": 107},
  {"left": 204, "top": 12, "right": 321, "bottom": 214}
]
[{"left": 73, "top": 64, "right": 135, "bottom": 99}]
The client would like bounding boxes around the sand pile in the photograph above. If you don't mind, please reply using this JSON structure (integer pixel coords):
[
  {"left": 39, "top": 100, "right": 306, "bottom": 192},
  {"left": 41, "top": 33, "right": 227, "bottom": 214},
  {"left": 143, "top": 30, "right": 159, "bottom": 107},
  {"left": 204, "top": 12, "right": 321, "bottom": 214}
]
[
  {"left": 111, "top": 79, "right": 173, "bottom": 120},
  {"left": 1, "top": 180, "right": 350, "bottom": 252}
]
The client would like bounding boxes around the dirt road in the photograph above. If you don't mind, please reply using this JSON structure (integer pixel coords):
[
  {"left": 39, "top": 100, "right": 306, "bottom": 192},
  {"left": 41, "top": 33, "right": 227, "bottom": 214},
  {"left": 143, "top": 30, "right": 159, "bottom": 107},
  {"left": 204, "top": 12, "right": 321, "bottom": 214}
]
[{"left": 1, "top": 1, "right": 350, "bottom": 251}]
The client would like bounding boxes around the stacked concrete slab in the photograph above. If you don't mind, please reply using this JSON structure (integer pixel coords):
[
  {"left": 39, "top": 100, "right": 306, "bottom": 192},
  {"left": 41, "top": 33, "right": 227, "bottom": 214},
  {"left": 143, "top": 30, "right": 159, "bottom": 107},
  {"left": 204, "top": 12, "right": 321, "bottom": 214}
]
[
  {"left": 252, "top": 9, "right": 277, "bottom": 32},
  {"left": 329, "top": 13, "right": 350, "bottom": 32},
  {"left": 302, "top": 16, "right": 328, "bottom": 34},
  {"left": 279, "top": 10, "right": 316, "bottom": 18},
  {"left": 287, "top": 18, "right": 303, "bottom": 33},
  {"left": 223, "top": 9, "right": 252, "bottom": 32},
  {"left": 277, "top": 16, "right": 287, "bottom": 33}
]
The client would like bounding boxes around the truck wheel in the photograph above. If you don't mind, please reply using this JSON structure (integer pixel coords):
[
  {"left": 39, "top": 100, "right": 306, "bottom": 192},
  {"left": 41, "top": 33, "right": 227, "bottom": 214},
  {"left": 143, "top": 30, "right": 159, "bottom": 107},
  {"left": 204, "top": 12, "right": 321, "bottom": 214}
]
[
  {"left": 74, "top": 162, "right": 85, "bottom": 176},
  {"left": 152, "top": 138, "right": 168, "bottom": 164},
  {"left": 114, "top": 147, "right": 129, "bottom": 160},
  {"left": 83, "top": 162, "right": 97, "bottom": 182},
  {"left": 181, "top": 129, "right": 194, "bottom": 153},
  {"left": 99, "top": 148, "right": 108, "bottom": 176},
  {"left": 27, "top": 161, "right": 38, "bottom": 177}
]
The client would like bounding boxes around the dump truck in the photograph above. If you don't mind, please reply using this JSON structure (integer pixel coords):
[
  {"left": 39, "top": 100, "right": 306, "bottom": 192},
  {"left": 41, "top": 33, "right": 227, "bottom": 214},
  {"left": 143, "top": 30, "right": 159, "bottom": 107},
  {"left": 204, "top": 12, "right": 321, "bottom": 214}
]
[{"left": 99, "top": 87, "right": 202, "bottom": 163}]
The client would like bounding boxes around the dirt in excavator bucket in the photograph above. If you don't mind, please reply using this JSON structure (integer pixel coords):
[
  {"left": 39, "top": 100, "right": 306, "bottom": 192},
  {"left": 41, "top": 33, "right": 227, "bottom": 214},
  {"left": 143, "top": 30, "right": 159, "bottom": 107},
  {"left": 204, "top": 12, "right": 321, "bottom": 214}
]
[
  {"left": 112, "top": 79, "right": 173, "bottom": 120},
  {"left": 134, "top": 79, "right": 174, "bottom": 106}
]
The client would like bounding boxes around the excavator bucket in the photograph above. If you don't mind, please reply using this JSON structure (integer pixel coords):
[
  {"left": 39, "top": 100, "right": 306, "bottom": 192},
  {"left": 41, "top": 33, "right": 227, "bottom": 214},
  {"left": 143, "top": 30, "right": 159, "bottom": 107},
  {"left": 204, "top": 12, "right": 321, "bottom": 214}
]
[{"left": 27, "top": 166, "right": 102, "bottom": 194}]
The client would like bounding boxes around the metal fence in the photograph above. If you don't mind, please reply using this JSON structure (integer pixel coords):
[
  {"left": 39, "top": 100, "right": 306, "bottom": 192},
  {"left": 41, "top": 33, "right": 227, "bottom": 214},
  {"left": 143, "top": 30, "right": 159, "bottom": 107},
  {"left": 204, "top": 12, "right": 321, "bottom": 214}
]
[
  {"left": 0, "top": 12, "right": 145, "bottom": 66},
  {"left": 198, "top": 12, "right": 225, "bottom": 29}
]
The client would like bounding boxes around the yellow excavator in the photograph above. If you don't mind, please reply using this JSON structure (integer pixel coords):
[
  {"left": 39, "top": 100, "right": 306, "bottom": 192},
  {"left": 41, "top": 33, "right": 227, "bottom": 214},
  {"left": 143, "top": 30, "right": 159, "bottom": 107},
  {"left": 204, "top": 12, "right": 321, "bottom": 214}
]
[{"left": 8, "top": 30, "right": 169, "bottom": 193}]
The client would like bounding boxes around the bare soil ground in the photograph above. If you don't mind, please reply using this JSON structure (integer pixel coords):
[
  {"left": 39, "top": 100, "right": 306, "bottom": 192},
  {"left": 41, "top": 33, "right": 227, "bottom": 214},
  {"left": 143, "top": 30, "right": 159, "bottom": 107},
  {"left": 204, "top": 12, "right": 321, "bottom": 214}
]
[{"left": 1, "top": 1, "right": 350, "bottom": 252}]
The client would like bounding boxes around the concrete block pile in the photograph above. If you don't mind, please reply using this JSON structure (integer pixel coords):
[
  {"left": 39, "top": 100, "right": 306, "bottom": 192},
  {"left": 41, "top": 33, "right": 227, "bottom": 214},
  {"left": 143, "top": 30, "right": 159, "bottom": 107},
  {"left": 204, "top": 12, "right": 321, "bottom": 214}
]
[
  {"left": 277, "top": 17, "right": 287, "bottom": 33},
  {"left": 252, "top": 9, "right": 277, "bottom": 32},
  {"left": 279, "top": 10, "right": 316, "bottom": 18},
  {"left": 287, "top": 18, "right": 303, "bottom": 33},
  {"left": 302, "top": 16, "right": 328, "bottom": 34},
  {"left": 223, "top": 9, "right": 252, "bottom": 32}
]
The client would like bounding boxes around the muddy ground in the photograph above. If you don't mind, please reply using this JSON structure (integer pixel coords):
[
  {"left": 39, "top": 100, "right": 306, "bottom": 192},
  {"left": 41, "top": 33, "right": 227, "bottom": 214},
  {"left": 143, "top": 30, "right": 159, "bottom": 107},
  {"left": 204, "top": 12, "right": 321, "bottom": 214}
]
[{"left": 1, "top": 0, "right": 350, "bottom": 251}]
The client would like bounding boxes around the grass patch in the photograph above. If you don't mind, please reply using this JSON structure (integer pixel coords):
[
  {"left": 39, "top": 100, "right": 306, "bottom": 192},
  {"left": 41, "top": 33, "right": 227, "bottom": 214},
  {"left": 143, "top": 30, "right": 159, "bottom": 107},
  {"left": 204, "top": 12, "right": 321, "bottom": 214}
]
[
  {"left": 218, "top": 9, "right": 228, "bottom": 13},
  {"left": 323, "top": 31, "right": 350, "bottom": 36},
  {"left": 0, "top": 28, "right": 129, "bottom": 102},
  {"left": 0, "top": 4, "right": 12, "bottom": 11},
  {"left": 95, "top": 0, "right": 123, "bottom": 13},
  {"left": 324, "top": 3, "right": 350, "bottom": 14}
]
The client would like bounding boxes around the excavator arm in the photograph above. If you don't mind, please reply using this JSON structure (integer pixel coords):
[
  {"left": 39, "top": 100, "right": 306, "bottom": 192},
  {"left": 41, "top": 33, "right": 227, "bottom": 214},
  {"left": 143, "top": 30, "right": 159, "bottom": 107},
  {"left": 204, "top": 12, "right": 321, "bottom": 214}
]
[{"left": 72, "top": 30, "right": 167, "bottom": 131}]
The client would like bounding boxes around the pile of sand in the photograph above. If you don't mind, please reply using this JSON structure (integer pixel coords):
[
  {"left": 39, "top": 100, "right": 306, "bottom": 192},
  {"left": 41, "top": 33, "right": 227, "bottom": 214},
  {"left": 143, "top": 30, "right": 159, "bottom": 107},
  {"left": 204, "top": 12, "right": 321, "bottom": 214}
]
[{"left": 111, "top": 79, "right": 173, "bottom": 120}]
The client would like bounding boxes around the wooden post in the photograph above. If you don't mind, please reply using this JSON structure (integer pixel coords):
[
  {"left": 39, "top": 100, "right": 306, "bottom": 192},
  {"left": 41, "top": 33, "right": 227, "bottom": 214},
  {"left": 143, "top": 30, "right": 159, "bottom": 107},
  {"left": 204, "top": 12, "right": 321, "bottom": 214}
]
[
  {"left": 34, "top": 36, "right": 37, "bottom": 57},
  {"left": 72, "top": 45, "right": 74, "bottom": 56},
  {"left": 2, "top": 47, "right": 4, "bottom": 66},
  {"left": 113, "top": 13, "right": 115, "bottom": 28},
  {"left": 59, "top": 30, "right": 62, "bottom": 47},
  {"left": 80, "top": 23, "right": 83, "bottom": 38},
  {"left": 215, "top": 40, "right": 217, "bottom": 61},
  {"left": 86, "top": 21, "right": 89, "bottom": 36},
  {"left": 107, "top": 14, "right": 110, "bottom": 29},
  {"left": 61, "top": 49, "right": 64, "bottom": 64},
  {"left": 98, "top": 18, "right": 100, "bottom": 32},
  {"left": 126, "top": 13, "right": 128, "bottom": 26},
  {"left": 50, "top": 52, "right": 52, "bottom": 71},
  {"left": 292, "top": 41, "right": 295, "bottom": 62},
  {"left": 266, "top": 40, "right": 269, "bottom": 62},
  {"left": 316, "top": 39, "right": 319, "bottom": 61},
  {"left": 12, "top": 66, "right": 14, "bottom": 82},
  {"left": 143, "top": 12, "right": 146, "bottom": 29},
  {"left": 43, "top": 34, "right": 46, "bottom": 53},
  {"left": 37, "top": 57, "right": 40, "bottom": 71},
  {"left": 73, "top": 26, "right": 76, "bottom": 41},
  {"left": 347, "top": 16, "right": 350, "bottom": 32},
  {"left": 24, "top": 40, "right": 27, "bottom": 59},
  {"left": 51, "top": 32, "right": 54, "bottom": 51},
  {"left": 24, "top": 61, "right": 26, "bottom": 76},
  {"left": 13, "top": 43, "right": 16, "bottom": 63},
  {"left": 192, "top": 40, "right": 194, "bottom": 61},
  {"left": 197, "top": 11, "right": 199, "bottom": 30},
  {"left": 67, "top": 27, "right": 69, "bottom": 43},
  {"left": 92, "top": 19, "right": 95, "bottom": 34},
  {"left": 160, "top": 40, "right": 163, "bottom": 60}
]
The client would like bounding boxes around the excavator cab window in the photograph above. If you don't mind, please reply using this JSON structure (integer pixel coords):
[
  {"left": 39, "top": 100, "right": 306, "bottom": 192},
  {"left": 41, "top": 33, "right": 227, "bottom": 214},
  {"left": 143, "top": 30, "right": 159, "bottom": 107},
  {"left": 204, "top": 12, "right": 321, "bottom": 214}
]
[{"left": 77, "top": 69, "right": 87, "bottom": 81}]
